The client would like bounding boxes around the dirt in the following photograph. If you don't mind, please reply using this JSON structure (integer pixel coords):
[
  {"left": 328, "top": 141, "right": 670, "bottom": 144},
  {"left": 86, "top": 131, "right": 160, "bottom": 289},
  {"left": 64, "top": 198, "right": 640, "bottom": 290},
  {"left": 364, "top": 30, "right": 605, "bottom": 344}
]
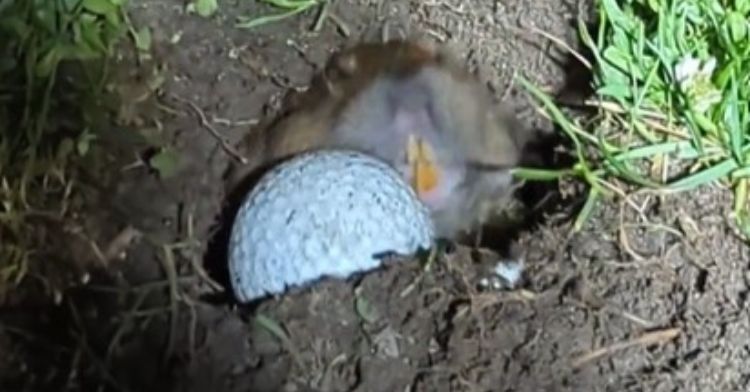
[{"left": 3, "top": 0, "right": 750, "bottom": 392}]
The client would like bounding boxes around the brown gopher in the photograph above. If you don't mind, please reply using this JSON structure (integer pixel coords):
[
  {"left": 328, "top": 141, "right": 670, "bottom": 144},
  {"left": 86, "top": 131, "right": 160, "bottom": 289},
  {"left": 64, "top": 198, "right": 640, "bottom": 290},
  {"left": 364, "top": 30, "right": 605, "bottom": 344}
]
[{"left": 228, "top": 39, "right": 532, "bottom": 241}]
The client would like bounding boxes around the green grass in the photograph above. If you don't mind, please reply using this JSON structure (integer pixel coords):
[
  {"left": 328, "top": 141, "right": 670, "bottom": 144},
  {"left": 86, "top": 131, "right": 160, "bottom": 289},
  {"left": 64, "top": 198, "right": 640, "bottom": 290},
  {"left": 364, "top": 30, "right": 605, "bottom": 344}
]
[
  {"left": 236, "top": 0, "right": 321, "bottom": 29},
  {"left": 515, "top": 0, "right": 750, "bottom": 235},
  {"left": 0, "top": 0, "right": 130, "bottom": 299},
  {"left": 187, "top": 0, "right": 328, "bottom": 31}
]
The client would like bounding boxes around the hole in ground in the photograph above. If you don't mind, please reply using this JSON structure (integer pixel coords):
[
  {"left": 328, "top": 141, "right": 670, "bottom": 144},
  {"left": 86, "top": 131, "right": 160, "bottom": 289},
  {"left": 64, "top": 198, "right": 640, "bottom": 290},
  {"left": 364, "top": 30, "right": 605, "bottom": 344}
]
[
  {"left": 475, "top": 48, "right": 596, "bottom": 254},
  {"left": 201, "top": 155, "right": 289, "bottom": 307},
  {"left": 200, "top": 41, "right": 598, "bottom": 305}
]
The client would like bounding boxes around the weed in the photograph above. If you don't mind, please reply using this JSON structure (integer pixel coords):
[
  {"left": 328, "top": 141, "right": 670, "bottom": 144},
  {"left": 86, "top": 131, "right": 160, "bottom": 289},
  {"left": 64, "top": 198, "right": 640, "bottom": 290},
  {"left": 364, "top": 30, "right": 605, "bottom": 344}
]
[
  {"left": 236, "top": 0, "right": 323, "bottom": 29},
  {"left": 188, "top": 0, "right": 219, "bottom": 17},
  {"left": 516, "top": 0, "right": 750, "bottom": 235},
  {"left": 0, "top": 0, "right": 130, "bottom": 301}
]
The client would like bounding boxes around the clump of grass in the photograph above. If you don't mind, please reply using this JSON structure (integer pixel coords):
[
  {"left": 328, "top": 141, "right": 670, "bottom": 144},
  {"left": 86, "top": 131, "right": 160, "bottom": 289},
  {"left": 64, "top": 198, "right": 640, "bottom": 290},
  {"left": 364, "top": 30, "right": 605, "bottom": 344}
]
[
  {"left": 516, "top": 0, "right": 750, "bottom": 235},
  {"left": 0, "top": 0, "right": 130, "bottom": 301},
  {"left": 236, "top": 0, "right": 324, "bottom": 29}
]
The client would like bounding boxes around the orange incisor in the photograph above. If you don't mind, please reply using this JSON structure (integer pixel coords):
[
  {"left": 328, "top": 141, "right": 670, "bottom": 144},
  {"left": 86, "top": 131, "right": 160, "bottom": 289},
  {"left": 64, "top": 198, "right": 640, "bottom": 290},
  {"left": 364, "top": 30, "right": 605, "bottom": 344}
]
[{"left": 406, "top": 134, "right": 440, "bottom": 196}]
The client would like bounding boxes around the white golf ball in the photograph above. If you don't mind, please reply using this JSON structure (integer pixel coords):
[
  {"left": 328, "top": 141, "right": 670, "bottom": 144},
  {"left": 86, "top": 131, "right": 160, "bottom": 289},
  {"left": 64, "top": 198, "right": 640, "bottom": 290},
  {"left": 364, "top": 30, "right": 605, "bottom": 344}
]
[{"left": 228, "top": 149, "right": 436, "bottom": 303}]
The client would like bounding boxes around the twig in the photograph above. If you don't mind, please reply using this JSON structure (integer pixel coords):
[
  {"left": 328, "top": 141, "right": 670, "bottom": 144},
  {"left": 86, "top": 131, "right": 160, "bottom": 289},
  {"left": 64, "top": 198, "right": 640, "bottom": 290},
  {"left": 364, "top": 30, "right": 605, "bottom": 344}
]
[
  {"left": 66, "top": 300, "right": 131, "bottom": 392},
  {"left": 64, "top": 347, "right": 83, "bottom": 392},
  {"left": 187, "top": 254, "right": 224, "bottom": 292},
  {"left": 528, "top": 26, "right": 592, "bottom": 69},
  {"left": 312, "top": 0, "right": 330, "bottom": 32},
  {"left": 211, "top": 116, "right": 258, "bottom": 127},
  {"left": 84, "top": 276, "right": 199, "bottom": 293},
  {"left": 400, "top": 247, "right": 440, "bottom": 298},
  {"left": 327, "top": 11, "right": 350, "bottom": 37},
  {"left": 115, "top": 306, "right": 182, "bottom": 318},
  {"left": 618, "top": 197, "right": 647, "bottom": 262},
  {"left": 159, "top": 244, "right": 181, "bottom": 366},
  {"left": 572, "top": 327, "right": 680, "bottom": 368},
  {"left": 170, "top": 94, "right": 248, "bottom": 164},
  {"left": 254, "top": 314, "right": 306, "bottom": 371},
  {"left": 103, "top": 225, "right": 142, "bottom": 262},
  {"left": 185, "top": 212, "right": 224, "bottom": 292},
  {"left": 106, "top": 289, "right": 151, "bottom": 361},
  {"left": 181, "top": 295, "right": 200, "bottom": 357},
  {"left": 611, "top": 308, "right": 656, "bottom": 329},
  {"left": 590, "top": 99, "right": 668, "bottom": 121}
]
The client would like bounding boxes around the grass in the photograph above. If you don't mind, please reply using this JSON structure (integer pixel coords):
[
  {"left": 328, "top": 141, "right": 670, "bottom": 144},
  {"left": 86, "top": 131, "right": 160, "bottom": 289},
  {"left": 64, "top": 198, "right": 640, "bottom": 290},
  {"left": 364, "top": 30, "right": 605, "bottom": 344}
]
[
  {"left": 0, "top": 0, "right": 131, "bottom": 301},
  {"left": 236, "top": 0, "right": 321, "bottom": 29},
  {"left": 188, "top": 0, "right": 331, "bottom": 31},
  {"left": 515, "top": 0, "right": 750, "bottom": 236}
]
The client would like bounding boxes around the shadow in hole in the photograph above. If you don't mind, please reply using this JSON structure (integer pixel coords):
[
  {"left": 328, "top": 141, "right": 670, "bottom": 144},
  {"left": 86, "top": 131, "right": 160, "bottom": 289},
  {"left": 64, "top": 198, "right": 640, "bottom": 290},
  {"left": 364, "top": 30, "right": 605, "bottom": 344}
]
[
  {"left": 476, "top": 47, "right": 596, "bottom": 254},
  {"left": 0, "top": 269, "right": 172, "bottom": 392},
  {"left": 200, "top": 156, "right": 287, "bottom": 308},
  {"left": 555, "top": 27, "right": 597, "bottom": 107},
  {"left": 0, "top": 301, "right": 78, "bottom": 391}
]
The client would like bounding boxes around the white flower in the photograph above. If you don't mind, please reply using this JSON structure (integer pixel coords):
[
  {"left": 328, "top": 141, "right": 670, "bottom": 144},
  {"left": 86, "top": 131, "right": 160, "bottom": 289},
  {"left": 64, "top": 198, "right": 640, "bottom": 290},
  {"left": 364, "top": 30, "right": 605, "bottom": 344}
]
[
  {"left": 674, "top": 55, "right": 717, "bottom": 90},
  {"left": 675, "top": 56, "right": 701, "bottom": 85},
  {"left": 674, "top": 55, "right": 720, "bottom": 113}
]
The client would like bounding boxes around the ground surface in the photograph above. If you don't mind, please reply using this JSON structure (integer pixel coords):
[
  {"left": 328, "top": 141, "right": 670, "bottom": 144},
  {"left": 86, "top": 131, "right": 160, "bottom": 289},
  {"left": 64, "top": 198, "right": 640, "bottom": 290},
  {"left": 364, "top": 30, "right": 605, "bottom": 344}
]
[{"left": 3, "top": 0, "right": 750, "bottom": 391}]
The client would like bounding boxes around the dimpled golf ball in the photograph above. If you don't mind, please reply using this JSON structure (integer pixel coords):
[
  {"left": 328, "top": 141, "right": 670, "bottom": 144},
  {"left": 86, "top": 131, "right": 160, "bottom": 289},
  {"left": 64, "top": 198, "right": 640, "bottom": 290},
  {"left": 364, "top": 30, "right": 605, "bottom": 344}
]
[{"left": 228, "top": 149, "right": 436, "bottom": 303}]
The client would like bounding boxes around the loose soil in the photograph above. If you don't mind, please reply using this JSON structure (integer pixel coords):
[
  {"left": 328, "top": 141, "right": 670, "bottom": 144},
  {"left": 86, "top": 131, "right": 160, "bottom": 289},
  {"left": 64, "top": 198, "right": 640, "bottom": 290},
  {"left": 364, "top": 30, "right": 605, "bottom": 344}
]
[{"left": 3, "top": 1, "right": 750, "bottom": 392}]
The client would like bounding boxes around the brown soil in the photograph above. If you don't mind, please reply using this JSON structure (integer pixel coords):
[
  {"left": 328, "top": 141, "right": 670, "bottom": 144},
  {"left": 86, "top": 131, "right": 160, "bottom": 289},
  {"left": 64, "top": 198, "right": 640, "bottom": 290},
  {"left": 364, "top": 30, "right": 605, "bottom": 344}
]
[{"left": 3, "top": 1, "right": 750, "bottom": 392}]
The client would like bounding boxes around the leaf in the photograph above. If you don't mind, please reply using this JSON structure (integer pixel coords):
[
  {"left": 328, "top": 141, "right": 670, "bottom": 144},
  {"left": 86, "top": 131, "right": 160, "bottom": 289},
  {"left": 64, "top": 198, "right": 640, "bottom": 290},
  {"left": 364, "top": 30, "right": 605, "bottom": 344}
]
[
  {"left": 149, "top": 148, "right": 180, "bottom": 178},
  {"left": 596, "top": 83, "right": 632, "bottom": 101},
  {"left": 598, "top": 135, "right": 662, "bottom": 188},
  {"left": 668, "top": 158, "right": 738, "bottom": 191},
  {"left": 613, "top": 141, "right": 715, "bottom": 161},
  {"left": 600, "top": 0, "right": 633, "bottom": 31},
  {"left": 646, "top": 0, "right": 661, "bottom": 13},
  {"left": 724, "top": 72, "right": 743, "bottom": 165},
  {"left": 35, "top": 46, "right": 61, "bottom": 77},
  {"left": 516, "top": 75, "right": 608, "bottom": 196},
  {"left": 82, "top": 0, "right": 117, "bottom": 16},
  {"left": 574, "top": 188, "right": 600, "bottom": 232},
  {"left": 236, "top": 12, "right": 292, "bottom": 29},
  {"left": 254, "top": 314, "right": 291, "bottom": 343},
  {"left": 602, "top": 47, "right": 630, "bottom": 71},
  {"left": 137, "top": 127, "right": 165, "bottom": 147},
  {"left": 260, "top": 0, "right": 317, "bottom": 8},
  {"left": 187, "top": 0, "right": 218, "bottom": 18},
  {"left": 726, "top": 11, "right": 748, "bottom": 43},
  {"left": 61, "top": 0, "right": 81, "bottom": 12},
  {"left": 236, "top": 4, "right": 312, "bottom": 29},
  {"left": 132, "top": 26, "right": 151, "bottom": 52},
  {"left": 354, "top": 293, "right": 379, "bottom": 324},
  {"left": 0, "top": 16, "right": 30, "bottom": 39},
  {"left": 611, "top": 28, "right": 631, "bottom": 55},
  {"left": 79, "top": 17, "right": 107, "bottom": 54},
  {"left": 34, "top": 7, "right": 58, "bottom": 35},
  {"left": 736, "top": 0, "right": 750, "bottom": 14},
  {"left": 76, "top": 131, "right": 96, "bottom": 156},
  {"left": 60, "top": 43, "right": 101, "bottom": 61},
  {"left": 511, "top": 167, "right": 572, "bottom": 181}
]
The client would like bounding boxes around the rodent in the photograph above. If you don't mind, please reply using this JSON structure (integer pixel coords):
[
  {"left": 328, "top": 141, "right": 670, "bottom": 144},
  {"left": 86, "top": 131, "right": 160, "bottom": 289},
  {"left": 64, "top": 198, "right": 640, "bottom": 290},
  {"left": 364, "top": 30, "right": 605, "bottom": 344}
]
[{"left": 227, "top": 39, "right": 532, "bottom": 240}]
